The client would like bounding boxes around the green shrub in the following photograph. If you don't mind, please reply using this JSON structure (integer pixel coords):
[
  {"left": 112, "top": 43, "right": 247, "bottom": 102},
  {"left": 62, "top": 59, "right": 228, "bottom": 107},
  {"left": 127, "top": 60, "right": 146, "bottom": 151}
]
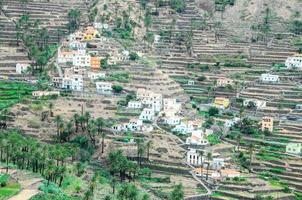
[
  {"left": 38, "top": 181, "right": 60, "bottom": 194},
  {"left": 112, "top": 85, "right": 123, "bottom": 93},
  {"left": 0, "top": 174, "right": 9, "bottom": 187}
]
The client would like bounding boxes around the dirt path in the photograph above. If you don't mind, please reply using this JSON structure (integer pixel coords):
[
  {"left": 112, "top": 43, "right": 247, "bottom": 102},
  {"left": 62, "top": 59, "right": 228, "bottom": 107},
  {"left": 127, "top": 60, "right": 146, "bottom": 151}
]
[
  {"left": 0, "top": 168, "right": 42, "bottom": 200},
  {"left": 9, "top": 178, "right": 43, "bottom": 200}
]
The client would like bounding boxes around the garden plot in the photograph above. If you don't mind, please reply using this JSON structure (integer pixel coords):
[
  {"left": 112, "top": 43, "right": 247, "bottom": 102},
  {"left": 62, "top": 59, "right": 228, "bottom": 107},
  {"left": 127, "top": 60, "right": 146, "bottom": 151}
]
[{"left": 0, "top": 81, "right": 36, "bottom": 110}]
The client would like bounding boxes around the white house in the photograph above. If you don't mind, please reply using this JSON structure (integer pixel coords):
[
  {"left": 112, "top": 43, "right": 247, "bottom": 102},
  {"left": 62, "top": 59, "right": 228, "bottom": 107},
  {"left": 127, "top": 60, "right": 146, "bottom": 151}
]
[
  {"left": 163, "top": 112, "right": 181, "bottom": 126},
  {"left": 88, "top": 72, "right": 106, "bottom": 81},
  {"left": 128, "top": 118, "right": 143, "bottom": 132},
  {"left": 188, "top": 80, "right": 195, "bottom": 85},
  {"left": 61, "top": 75, "right": 83, "bottom": 91},
  {"left": 172, "top": 122, "right": 194, "bottom": 135},
  {"left": 69, "top": 41, "right": 87, "bottom": 50},
  {"left": 187, "top": 148, "right": 203, "bottom": 166},
  {"left": 16, "top": 63, "right": 30, "bottom": 74},
  {"left": 285, "top": 55, "right": 302, "bottom": 70},
  {"left": 139, "top": 108, "right": 155, "bottom": 121},
  {"left": 224, "top": 117, "right": 240, "bottom": 128},
  {"left": 127, "top": 101, "right": 142, "bottom": 109},
  {"left": 186, "top": 129, "right": 208, "bottom": 146},
  {"left": 94, "top": 22, "right": 109, "bottom": 29},
  {"left": 286, "top": 143, "right": 302, "bottom": 155},
  {"left": 73, "top": 54, "right": 91, "bottom": 67},
  {"left": 211, "top": 158, "right": 225, "bottom": 170},
  {"left": 260, "top": 74, "right": 279, "bottom": 83},
  {"left": 32, "top": 91, "right": 60, "bottom": 97},
  {"left": 154, "top": 34, "right": 161, "bottom": 44},
  {"left": 137, "top": 89, "right": 163, "bottom": 112},
  {"left": 57, "top": 49, "right": 86, "bottom": 64},
  {"left": 163, "top": 98, "right": 181, "bottom": 113},
  {"left": 96, "top": 82, "right": 112, "bottom": 94},
  {"left": 243, "top": 99, "right": 266, "bottom": 109}
]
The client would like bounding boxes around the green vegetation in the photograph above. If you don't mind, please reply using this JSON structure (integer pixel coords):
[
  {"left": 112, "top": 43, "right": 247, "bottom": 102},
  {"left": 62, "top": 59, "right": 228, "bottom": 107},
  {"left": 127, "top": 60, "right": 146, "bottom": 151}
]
[
  {"left": 112, "top": 85, "right": 123, "bottom": 93},
  {"left": 67, "top": 9, "right": 81, "bottom": 33},
  {"left": 0, "top": 81, "right": 37, "bottom": 110},
  {"left": 170, "top": 0, "right": 186, "bottom": 13},
  {"left": 215, "top": 0, "right": 235, "bottom": 11},
  {"left": 101, "top": 72, "right": 130, "bottom": 83},
  {"left": 207, "top": 132, "right": 222, "bottom": 145},
  {"left": 16, "top": 14, "right": 60, "bottom": 74},
  {"left": 0, "top": 182, "right": 20, "bottom": 199},
  {"left": 208, "top": 107, "right": 219, "bottom": 117}
]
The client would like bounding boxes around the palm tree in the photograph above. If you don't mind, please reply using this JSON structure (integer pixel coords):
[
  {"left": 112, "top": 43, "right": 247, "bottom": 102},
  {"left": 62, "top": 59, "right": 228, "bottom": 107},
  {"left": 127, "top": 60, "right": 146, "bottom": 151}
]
[
  {"left": 236, "top": 134, "right": 242, "bottom": 152},
  {"left": 95, "top": 117, "right": 105, "bottom": 152},
  {"left": 249, "top": 143, "right": 254, "bottom": 171},
  {"left": 206, "top": 152, "right": 212, "bottom": 180},
  {"left": 84, "top": 112, "right": 91, "bottom": 129},
  {"left": 73, "top": 113, "right": 79, "bottom": 132},
  {"left": 79, "top": 115, "right": 86, "bottom": 132},
  {"left": 135, "top": 139, "right": 143, "bottom": 165},
  {"left": 111, "top": 177, "right": 117, "bottom": 194},
  {"left": 66, "top": 122, "right": 74, "bottom": 141},
  {"left": 146, "top": 141, "right": 153, "bottom": 161},
  {"left": 48, "top": 102, "right": 54, "bottom": 117},
  {"left": 87, "top": 120, "right": 97, "bottom": 146},
  {"left": 198, "top": 150, "right": 204, "bottom": 166},
  {"left": 54, "top": 115, "right": 62, "bottom": 138}
]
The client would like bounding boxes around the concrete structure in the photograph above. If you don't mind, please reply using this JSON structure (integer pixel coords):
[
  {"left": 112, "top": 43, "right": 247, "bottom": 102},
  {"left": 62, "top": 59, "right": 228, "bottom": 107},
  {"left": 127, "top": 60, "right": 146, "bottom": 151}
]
[
  {"left": 285, "top": 55, "right": 302, "bottom": 70},
  {"left": 187, "top": 148, "right": 203, "bottom": 166},
  {"left": 139, "top": 108, "right": 155, "bottom": 121},
  {"left": 32, "top": 91, "right": 60, "bottom": 97},
  {"left": 286, "top": 143, "right": 302, "bottom": 155},
  {"left": 16, "top": 63, "right": 30, "bottom": 74},
  {"left": 217, "top": 77, "right": 233, "bottom": 87},
  {"left": 73, "top": 54, "right": 91, "bottom": 67},
  {"left": 127, "top": 101, "right": 142, "bottom": 109},
  {"left": 96, "top": 82, "right": 112, "bottom": 94},
  {"left": 243, "top": 99, "right": 266, "bottom": 109},
  {"left": 260, "top": 74, "right": 279, "bottom": 83},
  {"left": 214, "top": 97, "right": 230, "bottom": 109},
  {"left": 261, "top": 117, "right": 274, "bottom": 132}
]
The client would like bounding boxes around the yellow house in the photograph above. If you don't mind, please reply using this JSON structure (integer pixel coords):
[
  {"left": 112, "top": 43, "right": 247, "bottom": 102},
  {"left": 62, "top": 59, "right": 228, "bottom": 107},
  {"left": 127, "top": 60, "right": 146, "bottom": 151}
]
[
  {"left": 83, "top": 26, "right": 98, "bottom": 41},
  {"left": 84, "top": 34, "right": 93, "bottom": 41},
  {"left": 214, "top": 97, "right": 230, "bottom": 109}
]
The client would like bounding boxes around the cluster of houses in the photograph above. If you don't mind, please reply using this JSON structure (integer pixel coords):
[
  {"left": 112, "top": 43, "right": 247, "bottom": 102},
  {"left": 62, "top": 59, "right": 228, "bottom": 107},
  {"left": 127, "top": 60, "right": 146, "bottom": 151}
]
[
  {"left": 187, "top": 148, "right": 241, "bottom": 180},
  {"left": 51, "top": 26, "right": 103, "bottom": 91}
]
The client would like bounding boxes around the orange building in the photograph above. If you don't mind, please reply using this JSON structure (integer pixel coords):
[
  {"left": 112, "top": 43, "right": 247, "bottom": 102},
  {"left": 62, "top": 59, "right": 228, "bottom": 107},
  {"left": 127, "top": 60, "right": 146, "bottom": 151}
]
[{"left": 90, "top": 57, "right": 101, "bottom": 70}]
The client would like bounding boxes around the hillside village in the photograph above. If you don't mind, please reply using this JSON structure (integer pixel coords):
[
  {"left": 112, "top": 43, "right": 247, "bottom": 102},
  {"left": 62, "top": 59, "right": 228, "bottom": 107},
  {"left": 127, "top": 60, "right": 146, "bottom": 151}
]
[{"left": 0, "top": 0, "right": 302, "bottom": 200}]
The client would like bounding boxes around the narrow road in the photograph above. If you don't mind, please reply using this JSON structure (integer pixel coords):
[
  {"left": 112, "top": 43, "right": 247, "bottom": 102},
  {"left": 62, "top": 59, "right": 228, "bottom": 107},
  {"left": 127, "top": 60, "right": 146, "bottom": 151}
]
[{"left": 153, "top": 120, "right": 213, "bottom": 198}]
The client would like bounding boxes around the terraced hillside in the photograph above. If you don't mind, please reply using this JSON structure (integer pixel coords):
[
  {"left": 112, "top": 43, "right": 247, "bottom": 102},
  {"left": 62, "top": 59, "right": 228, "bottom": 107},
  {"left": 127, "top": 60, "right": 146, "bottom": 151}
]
[{"left": 0, "top": 0, "right": 89, "bottom": 77}]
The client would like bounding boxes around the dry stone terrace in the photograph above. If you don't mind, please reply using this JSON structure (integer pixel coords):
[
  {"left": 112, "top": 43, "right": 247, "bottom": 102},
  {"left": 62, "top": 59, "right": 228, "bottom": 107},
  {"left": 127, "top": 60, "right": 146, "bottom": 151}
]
[
  {"left": 0, "top": 0, "right": 90, "bottom": 77},
  {"left": 0, "top": 16, "right": 30, "bottom": 77}
]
